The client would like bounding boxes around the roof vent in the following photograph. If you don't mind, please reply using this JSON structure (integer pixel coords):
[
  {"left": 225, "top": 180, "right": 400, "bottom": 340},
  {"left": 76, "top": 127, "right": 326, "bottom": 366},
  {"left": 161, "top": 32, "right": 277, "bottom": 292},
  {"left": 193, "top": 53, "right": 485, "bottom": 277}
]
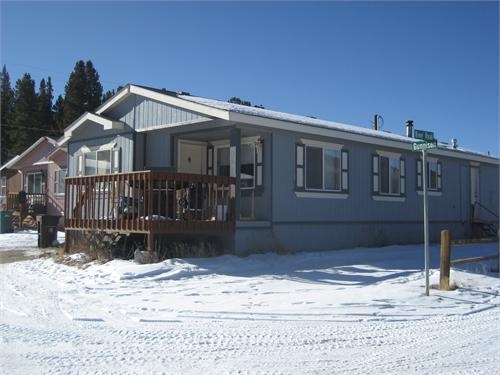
[
  {"left": 406, "top": 120, "right": 414, "bottom": 138},
  {"left": 374, "top": 114, "right": 383, "bottom": 131}
]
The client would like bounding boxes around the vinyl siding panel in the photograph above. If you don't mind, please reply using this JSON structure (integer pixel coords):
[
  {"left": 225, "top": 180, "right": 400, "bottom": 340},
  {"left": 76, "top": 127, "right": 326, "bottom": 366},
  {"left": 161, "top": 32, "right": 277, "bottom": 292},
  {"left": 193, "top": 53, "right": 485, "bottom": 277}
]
[
  {"left": 253, "top": 130, "right": 495, "bottom": 253},
  {"left": 144, "top": 129, "right": 172, "bottom": 168},
  {"left": 105, "top": 94, "right": 210, "bottom": 131}
]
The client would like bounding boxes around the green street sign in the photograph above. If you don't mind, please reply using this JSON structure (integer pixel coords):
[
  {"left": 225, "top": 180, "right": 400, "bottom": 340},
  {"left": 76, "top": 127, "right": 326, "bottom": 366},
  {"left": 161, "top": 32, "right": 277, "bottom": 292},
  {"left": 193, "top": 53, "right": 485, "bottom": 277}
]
[
  {"left": 414, "top": 129, "right": 435, "bottom": 141},
  {"left": 412, "top": 140, "right": 438, "bottom": 152}
]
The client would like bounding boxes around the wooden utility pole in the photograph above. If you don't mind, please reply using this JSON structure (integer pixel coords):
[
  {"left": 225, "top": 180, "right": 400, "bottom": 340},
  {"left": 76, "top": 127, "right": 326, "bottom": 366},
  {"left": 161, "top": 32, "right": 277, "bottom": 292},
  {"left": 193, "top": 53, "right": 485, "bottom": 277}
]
[{"left": 440, "top": 230, "right": 451, "bottom": 290}]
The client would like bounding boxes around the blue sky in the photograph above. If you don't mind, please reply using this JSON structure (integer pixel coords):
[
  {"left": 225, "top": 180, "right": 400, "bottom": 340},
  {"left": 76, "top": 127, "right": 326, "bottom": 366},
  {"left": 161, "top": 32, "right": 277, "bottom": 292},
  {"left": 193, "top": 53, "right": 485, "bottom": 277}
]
[{"left": 1, "top": 1, "right": 498, "bottom": 156}]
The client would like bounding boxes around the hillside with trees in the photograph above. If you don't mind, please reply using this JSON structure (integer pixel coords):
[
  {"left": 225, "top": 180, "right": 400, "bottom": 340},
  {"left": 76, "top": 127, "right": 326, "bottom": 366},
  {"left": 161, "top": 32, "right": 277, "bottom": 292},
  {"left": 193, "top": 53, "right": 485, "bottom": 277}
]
[
  {"left": 0, "top": 60, "right": 107, "bottom": 164},
  {"left": 1, "top": 61, "right": 266, "bottom": 165}
]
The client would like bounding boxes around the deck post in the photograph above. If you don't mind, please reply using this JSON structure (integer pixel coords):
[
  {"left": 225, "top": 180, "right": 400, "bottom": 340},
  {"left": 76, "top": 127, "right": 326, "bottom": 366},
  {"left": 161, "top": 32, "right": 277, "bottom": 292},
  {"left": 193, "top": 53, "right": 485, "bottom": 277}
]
[
  {"left": 147, "top": 231, "right": 154, "bottom": 261},
  {"left": 230, "top": 128, "right": 241, "bottom": 221},
  {"left": 439, "top": 229, "right": 451, "bottom": 290}
]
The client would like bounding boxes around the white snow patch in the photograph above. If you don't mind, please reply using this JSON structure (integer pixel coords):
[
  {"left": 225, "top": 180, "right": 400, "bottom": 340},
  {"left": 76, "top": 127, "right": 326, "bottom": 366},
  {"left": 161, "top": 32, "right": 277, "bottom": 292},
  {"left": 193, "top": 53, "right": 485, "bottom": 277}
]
[
  {"left": 1, "top": 230, "right": 499, "bottom": 374},
  {"left": 0, "top": 230, "right": 65, "bottom": 250}
]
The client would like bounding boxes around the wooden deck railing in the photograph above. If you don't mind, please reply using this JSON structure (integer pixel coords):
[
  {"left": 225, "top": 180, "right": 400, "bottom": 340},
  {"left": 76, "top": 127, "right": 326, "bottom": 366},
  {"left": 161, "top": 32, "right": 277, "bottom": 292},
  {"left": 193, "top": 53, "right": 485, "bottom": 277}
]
[
  {"left": 7, "top": 192, "right": 47, "bottom": 210},
  {"left": 64, "top": 170, "right": 236, "bottom": 235}
]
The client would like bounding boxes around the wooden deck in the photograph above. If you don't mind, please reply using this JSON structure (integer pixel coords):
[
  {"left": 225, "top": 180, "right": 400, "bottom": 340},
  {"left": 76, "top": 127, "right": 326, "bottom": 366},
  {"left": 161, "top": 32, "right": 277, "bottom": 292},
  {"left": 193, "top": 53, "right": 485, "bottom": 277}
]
[
  {"left": 64, "top": 171, "right": 236, "bottom": 240},
  {"left": 7, "top": 192, "right": 46, "bottom": 210}
]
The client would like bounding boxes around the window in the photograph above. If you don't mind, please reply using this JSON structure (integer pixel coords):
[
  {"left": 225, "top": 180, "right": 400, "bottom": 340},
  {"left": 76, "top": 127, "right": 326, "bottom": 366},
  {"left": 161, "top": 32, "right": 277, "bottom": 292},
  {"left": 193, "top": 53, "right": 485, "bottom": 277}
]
[
  {"left": 85, "top": 150, "right": 111, "bottom": 175},
  {"left": 427, "top": 160, "right": 439, "bottom": 190},
  {"left": 54, "top": 169, "right": 67, "bottom": 194},
  {"left": 216, "top": 147, "right": 230, "bottom": 177},
  {"left": 305, "top": 146, "right": 323, "bottom": 189},
  {"left": 296, "top": 141, "right": 348, "bottom": 193},
  {"left": 240, "top": 143, "right": 255, "bottom": 189},
  {"left": 380, "top": 156, "right": 400, "bottom": 195},
  {"left": 372, "top": 153, "right": 405, "bottom": 196},
  {"left": 85, "top": 151, "right": 97, "bottom": 175},
  {"left": 0, "top": 176, "right": 6, "bottom": 196},
  {"left": 305, "top": 146, "right": 341, "bottom": 191},
  {"left": 77, "top": 148, "right": 120, "bottom": 176},
  {"left": 417, "top": 159, "right": 442, "bottom": 191},
  {"left": 214, "top": 142, "right": 257, "bottom": 190},
  {"left": 26, "top": 172, "right": 43, "bottom": 194}
]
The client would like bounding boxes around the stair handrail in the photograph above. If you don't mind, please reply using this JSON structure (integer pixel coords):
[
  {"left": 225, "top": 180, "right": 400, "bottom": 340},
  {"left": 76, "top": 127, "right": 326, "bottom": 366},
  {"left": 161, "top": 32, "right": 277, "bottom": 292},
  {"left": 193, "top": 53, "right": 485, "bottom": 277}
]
[{"left": 473, "top": 201, "right": 499, "bottom": 220}]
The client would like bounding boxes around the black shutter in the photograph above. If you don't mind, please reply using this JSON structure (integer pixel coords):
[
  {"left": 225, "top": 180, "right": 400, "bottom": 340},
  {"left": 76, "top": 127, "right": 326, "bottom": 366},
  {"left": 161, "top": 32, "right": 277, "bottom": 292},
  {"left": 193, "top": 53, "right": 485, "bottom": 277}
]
[
  {"left": 416, "top": 159, "right": 423, "bottom": 190},
  {"left": 400, "top": 158, "right": 406, "bottom": 195},
  {"left": 437, "top": 161, "right": 442, "bottom": 191},
  {"left": 372, "top": 154, "right": 379, "bottom": 194},
  {"left": 256, "top": 140, "right": 263, "bottom": 187},
  {"left": 341, "top": 149, "right": 349, "bottom": 192}
]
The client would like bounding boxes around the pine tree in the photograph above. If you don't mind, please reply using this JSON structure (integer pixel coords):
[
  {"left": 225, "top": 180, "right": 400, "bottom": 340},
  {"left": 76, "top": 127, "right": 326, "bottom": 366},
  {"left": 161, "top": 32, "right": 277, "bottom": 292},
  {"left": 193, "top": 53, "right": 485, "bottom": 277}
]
[
  {"left": 53, "top": 94, "right": 65, "bottom": 135},
  {"left": 62, "top": 60, "right": 103, "bottom": 126},
  {"left": 9, "top": 74, "right": 39, "bottom": 156},
  {"left": 1, "top": 65, "right": 15, "bottom": 163},
  {"left": 102, "top": 89, "right": 115, "bottom": 103},
  {"left": 85, "top": 60, "right": 103, "bottom": 110},
  {"left": 37, "top": 77, "right": 55, "bottom": 136},
  {"left": 63, "top": 60, "right": 87, "bottom": 126}
]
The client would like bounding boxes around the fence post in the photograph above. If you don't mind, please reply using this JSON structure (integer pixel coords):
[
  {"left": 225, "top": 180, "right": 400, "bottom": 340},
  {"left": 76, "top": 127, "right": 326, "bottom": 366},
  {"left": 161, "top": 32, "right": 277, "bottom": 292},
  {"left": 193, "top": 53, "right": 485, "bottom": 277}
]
[{"left": 440, "top": 229, "right": 451, "bottom": 290}]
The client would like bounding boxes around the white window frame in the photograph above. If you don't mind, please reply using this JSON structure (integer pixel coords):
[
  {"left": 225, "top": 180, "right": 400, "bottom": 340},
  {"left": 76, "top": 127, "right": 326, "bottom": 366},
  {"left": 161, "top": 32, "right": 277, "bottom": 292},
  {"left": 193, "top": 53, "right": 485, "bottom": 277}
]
[
  {"left": 84, "top": 149, "right": 112, "bottom": 176},
  {"left": 77, "top": 146, "right": 120, "bottom": 177},
  {"left": 295, "top": 138, "right": 349, "bottom": 199},
  {"left": 0, "top": 176, "right": 6, "bottom": 197},
  {"left": 427, "top": 159, "right": 440, "bottom": 191},
  {"left": 54, "top": 168, "right": 67, "bottom": 195},
  {"left": 297, "top": 139, "right": 347, "bottom": 193},
  {"left": 379, "top": 155, "right": 400, "bottom": 195},
  {"left": 25, "top": 171, "right": 44, "bottom": 194},
  {"left": 417, "top": 157, "right": 442, "bottom": 193},
  {"left": 305, "top": 146, "right": 342, "bottom": 192},
  {"left": 372, "top": 150, "right": 406, "bottom": 201},
  {"left": 213, "top": 137, "right": 258, "bottom": 190}
]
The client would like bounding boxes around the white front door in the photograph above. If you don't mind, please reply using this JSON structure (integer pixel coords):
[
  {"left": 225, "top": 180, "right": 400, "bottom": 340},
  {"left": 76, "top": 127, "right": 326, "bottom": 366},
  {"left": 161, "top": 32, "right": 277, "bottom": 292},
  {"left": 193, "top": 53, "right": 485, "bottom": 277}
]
[{"left": 178, "top": 141, "right": 207, "bottom": 175}]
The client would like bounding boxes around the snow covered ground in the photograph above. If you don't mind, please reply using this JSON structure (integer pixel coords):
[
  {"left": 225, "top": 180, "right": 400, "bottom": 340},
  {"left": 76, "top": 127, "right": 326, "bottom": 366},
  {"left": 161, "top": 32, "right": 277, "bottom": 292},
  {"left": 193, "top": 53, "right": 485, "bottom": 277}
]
[
  {"left": 1, "top": 231, "right": 499, "bottom": 374},
  {"left": 0, "top": 230, "right": 65, "bottom": 264}
]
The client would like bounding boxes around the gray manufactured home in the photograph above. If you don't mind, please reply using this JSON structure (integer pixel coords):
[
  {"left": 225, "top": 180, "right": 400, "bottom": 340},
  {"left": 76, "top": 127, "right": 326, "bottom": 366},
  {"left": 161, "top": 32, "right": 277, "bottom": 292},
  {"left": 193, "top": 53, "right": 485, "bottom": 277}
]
[{"left": 60, "top": 84, "right": 499, "bottom": 257}]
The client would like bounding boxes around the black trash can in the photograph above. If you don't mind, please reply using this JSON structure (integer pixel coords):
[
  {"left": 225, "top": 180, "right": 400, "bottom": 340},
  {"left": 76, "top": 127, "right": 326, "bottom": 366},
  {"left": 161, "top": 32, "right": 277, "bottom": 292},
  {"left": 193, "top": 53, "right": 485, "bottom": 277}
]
[{"left": 37, "top": 215, "right": 60, "bottom": 248}]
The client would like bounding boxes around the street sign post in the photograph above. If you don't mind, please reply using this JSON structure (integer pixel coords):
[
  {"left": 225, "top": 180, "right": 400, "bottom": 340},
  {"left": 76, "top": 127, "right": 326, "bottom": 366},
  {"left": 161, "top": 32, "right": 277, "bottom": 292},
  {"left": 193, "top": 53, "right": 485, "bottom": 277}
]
[
  {"left": 412, "top": 140, "right": 438, "bottom": 152},
  {"left": 414, "top": 129, "right": 435, "bottom": 142},
  {"left": 422, "top": 149, "right": 430, "bottom": 296},
  {"left": 412, "top": 135, "right": 437, "bottom": 296}
]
